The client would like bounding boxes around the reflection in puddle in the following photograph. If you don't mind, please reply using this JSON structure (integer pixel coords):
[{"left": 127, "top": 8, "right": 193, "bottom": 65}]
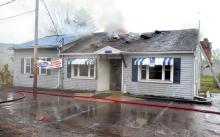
[{"left": 0, "top": 93, "right": 220, "bottom": 137}]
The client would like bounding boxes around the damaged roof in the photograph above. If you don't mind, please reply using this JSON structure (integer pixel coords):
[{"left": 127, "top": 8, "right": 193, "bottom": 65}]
[
  {"left": 13, "top": 35, "right": 80, "bottom": 49},
  {"left": 62, "top": 29, "right": 199, "bottom": 53}
]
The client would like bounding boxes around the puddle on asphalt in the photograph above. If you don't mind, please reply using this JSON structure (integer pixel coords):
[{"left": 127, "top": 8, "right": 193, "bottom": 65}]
[{"left": 0, "top": 92, "right": 220, "bottom": 137}]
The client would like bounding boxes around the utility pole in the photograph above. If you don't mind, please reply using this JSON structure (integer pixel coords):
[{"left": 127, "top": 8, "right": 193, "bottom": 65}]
[{"left": 33, "top": 0, "right": 39, "bottom": 95}]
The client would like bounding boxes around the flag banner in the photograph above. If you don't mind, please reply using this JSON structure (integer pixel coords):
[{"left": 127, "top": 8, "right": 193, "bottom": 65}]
[{"left": 38, "top": 59, "right": 62, "bottom": 69}]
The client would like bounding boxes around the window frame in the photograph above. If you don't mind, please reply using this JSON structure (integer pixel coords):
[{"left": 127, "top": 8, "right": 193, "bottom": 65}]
[
  {"left": 24, "top": 57, "right": 31, "bottom": 74},
  {"left": 71, "top": 64, "right": 96, "bottom": 79},
  {"left": 138, "top": 64, "right": 174, "bottom": 83}
]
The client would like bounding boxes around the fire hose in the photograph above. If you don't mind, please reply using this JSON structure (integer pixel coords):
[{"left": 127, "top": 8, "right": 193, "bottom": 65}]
[{"left": 0, "top": 92, "right": 25, "bottom": 104}]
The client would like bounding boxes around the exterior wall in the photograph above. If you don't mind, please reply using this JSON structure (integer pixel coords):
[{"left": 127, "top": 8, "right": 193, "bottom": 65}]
[
  {"left": 13, "top": 49, "right": 59, "bottom": 89},
  {"left": 122, "top": 53, "right": 195, "bottom": 99},
  {"left": 63, "top": 55, "right": 97, "bottom": 91},
  {"left": 194, "top": 45, "right": 201, "bottom": 95}
]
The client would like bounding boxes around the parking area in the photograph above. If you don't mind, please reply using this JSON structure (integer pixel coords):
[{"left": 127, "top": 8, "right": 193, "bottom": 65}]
[{"left": 0, "top": 90, "right": 220, "bottom": 137}]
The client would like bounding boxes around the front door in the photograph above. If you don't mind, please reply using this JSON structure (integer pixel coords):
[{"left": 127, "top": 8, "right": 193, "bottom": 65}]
[{"left": 110, "top": 59, "right": 122, "bottom": 91}]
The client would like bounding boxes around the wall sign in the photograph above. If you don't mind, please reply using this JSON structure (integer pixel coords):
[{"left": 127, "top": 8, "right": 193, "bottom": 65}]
[
  {"left": 105, "top": 50, "right": 112, "bottom": 54},
  {"left": 38, "top": 59, "right": 62, "bottom": 69}
]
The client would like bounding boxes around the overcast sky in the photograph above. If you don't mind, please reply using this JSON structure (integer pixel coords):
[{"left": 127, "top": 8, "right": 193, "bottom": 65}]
[{"left": 0, "top": 0, "right": 219, "bottom": 49}]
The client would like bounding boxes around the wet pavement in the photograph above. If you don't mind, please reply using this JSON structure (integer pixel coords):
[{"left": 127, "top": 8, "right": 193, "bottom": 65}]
[
  {"left": 0, "top": 92, "right": 24, "bottom": 102},
  {"left": 0, "top": 91, "right": 220, "bottom": 137}
]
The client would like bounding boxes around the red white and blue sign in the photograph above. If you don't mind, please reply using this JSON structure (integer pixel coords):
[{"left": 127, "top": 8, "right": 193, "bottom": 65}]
[{"left": 38, "top": 59, "right": 62, "bottom": 69}]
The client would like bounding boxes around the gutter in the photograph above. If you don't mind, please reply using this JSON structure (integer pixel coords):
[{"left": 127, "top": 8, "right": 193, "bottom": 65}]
[{"left": 60, "top": 50, "right": 195, "bottom": 56}]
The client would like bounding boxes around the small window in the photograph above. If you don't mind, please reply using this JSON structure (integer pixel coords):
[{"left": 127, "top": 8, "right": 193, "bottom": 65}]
[
  {"left": 73, "top": 65, "right": 78, "bottom": 77},
  {"left": 24, "top": 58, "right": 31, "bottom": 74},
  {"left": 90, "top": 65, "right": 95, "bottom": 78},
  {"left": 165, "top": 65, "right": 171, "bottom": 80},
  {"left": 149, "top": 65, "right": 162, "bottom": 80},
  {"left": 141, "top": 65, "right": 147, "bottom": 80}
]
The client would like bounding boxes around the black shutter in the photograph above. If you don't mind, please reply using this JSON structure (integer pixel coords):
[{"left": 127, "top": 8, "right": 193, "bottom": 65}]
[
  {"left": 47, "top": 58, "right": 51, "bottom": 75},
  {"left": 31, "top": 58, "right": 34, "bottom": 74},
  {"left": 132, "top": 58, "right": 138, "bottom": 82},
  {"left": 173, "top": 58, "right": 181, "bottom": 84},
  {"left": 21, "top": 58, "right": 24, "bottom": 74},
  {"left": 67, "top": 59, "right": 71, "bottom": 78}
]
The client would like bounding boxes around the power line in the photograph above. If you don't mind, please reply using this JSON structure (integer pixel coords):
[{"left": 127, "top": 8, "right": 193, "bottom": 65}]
[
  {"left": 0, "top": 0, "right": 15, "bottom": 7},
  {"left": 41, "top": 0, "right": 58, "bottom": 35},
  {"left": 0, "top": 10, "right": 35, "bottom": 21}
]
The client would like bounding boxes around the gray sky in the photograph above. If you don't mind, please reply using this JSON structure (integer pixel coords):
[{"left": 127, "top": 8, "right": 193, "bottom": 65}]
[{"left": 0, "top": 0, "right": 219, "bottom": 49}]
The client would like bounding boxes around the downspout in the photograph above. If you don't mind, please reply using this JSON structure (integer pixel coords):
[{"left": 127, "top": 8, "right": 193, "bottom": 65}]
[
  {"left": 56, "top": 37, "right": 64, "bottom": 89},
  {"left": 55, "top": 46, "right": 61, "bottom": 89}
]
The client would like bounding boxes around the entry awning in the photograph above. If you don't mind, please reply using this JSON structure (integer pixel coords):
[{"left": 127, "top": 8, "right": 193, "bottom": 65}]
[
  {"left": 134, "top": 57, "right": 173, "bottom": 65},
  {"left": 71, "top": 58, "right": 96, "bottom": 65}
]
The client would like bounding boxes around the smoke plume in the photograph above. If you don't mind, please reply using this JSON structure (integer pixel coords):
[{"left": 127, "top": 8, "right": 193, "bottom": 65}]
[{"left": 39, "top": 0, "right": 125, "bottom": 36}]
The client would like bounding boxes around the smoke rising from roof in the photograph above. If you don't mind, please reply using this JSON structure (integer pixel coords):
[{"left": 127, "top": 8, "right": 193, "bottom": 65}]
[{"left": 39, "top": 0, "right": 125, "bottom": 36}]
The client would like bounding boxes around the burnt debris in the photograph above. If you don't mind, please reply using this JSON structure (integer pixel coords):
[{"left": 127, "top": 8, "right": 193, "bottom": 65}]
[{"left": 140, "top": 30, "right": 162, "bottom": 39}]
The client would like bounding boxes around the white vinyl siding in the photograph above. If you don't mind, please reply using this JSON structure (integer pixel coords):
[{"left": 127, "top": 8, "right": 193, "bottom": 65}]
[
  {"left": 63, "top": 55, "right": 97, "bottom": 91},
  {"left": 122, "top": 54, "right": 195, "bottom": 100},
  {"left": 13, "top": 49, "right": 58, "bottom": 89}
]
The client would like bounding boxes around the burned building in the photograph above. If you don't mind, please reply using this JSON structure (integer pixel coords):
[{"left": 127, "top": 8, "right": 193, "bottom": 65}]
[{"left": 12, "top": 29, "right": 200, "bottom": 100}]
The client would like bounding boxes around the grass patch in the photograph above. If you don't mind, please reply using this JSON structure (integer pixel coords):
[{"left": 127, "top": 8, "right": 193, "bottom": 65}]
[{"left": 200, "top": 76, "right": 220, "bottom": 93}]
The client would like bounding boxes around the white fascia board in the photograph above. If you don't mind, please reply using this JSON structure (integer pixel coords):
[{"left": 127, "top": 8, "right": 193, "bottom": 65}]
[
  {"left": 60, "top": 53, "right": 95, "bottom": 56},
  {"left": 60, "top": 50, "right": 195, "bottom": 56},
  {"left": 123, "top": 51, "right": 195, "bottom": 55}
]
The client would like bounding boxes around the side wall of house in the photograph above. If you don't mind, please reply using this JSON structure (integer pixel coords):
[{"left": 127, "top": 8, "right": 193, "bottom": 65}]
[
  {"left": 195, "top": 45, "right": 201, "bottom": 95},
  {"left": 63, "top": 55, "right": 97, "bottom": 91},
  {"left": 122, "top": 53, "right": 195, "bottom": 99},
  {"left": 13, "top": 49, "right": 59, "bottom": 89}
]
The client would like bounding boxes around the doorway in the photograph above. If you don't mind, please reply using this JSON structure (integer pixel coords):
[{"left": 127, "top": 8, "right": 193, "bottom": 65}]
[{"left": 110, "top": 59, "right": 122, "bottom": 91}]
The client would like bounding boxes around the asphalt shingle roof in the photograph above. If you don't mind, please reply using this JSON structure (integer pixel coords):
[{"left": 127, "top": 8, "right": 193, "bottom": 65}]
[{"left": 62, "top": 29, "right": 199, "bottom": 53}]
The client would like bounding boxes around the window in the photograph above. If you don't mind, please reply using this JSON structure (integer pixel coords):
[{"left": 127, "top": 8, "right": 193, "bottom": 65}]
[
  {"left": 139, "top": 64, "right": 173, "bottom": 82},
  {"left": 141, "top": 65, "right": 147, "bottom": 80},
  {"left": 24, "top": 58, "right": 31, "bottom": 74},
  {"left": 38, "top": 57, "right": 47, "bottom": 75},
  {"left": 79, "top": 65, "right": 89, "bottom": 76},
  {"left": 90, "top": 65, "right": 95, "bottom": 77},
  {"left": 71, "top": 64, "right": 95, "bottom": 79},
  {"left": 149, "top": 65, "right": 162, "bottom": 80},
  {"left": 22, "top": 57, "right": 51, "bottom": 75},
  {"left": 165, "top": 65, "right": 171, "bottom": 80}
]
